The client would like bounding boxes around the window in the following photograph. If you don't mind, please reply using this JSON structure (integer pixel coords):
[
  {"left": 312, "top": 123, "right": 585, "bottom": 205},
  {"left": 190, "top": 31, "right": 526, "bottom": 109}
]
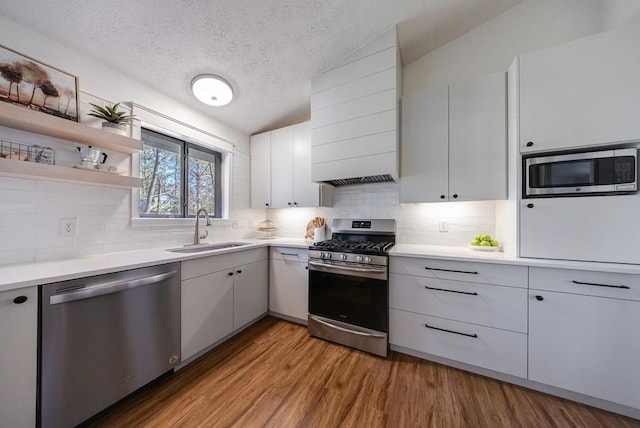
[{"left": 139, "top": 128, "right": 222, "bottom": 217}]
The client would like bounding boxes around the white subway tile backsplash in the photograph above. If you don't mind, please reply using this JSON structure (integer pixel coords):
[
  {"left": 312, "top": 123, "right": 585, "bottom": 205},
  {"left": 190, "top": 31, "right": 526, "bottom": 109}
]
[{"left": 0, "top": 161, "right": 500, "bottom": 265}]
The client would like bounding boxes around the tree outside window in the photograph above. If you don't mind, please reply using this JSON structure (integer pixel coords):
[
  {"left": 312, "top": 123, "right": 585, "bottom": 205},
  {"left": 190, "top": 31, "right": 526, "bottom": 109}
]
[{"left": 140, "top": 128, "right": 221, "bottom": 217}]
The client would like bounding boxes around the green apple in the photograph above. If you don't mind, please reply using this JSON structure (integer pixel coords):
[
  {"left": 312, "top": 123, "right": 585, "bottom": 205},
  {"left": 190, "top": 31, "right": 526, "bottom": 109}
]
[
  {"left": 475, "top": 234, "right": 483, "bottom": 241},
  {"left": 490, "top": 240, "right": 499, "bottom": 247},
  {"left": 480, "top": 234, "right": 492, "bottom": 242},
  {"left": 470, "top": 239, "right": 481, "bottom": 246},
  {"left": 480, "top": 240, "right": 492, "bottom": 247}
]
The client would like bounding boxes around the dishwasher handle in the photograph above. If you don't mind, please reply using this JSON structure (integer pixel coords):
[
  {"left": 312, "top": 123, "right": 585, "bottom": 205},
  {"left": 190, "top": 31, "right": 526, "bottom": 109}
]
[{"left": 49, "top": 270, "right": 178, "bottom": 305}]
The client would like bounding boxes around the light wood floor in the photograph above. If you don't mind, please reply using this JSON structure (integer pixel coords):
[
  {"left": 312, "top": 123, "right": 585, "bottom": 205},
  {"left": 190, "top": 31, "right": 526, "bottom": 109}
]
[{"left": 88, "top": 317, "right": 640, "bottom": 428}]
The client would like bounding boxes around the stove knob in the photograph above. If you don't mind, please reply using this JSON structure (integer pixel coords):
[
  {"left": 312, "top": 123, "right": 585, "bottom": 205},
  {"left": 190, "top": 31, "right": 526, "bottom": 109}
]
[
  {"left": 356, "top": 255, "right": 364, "bottom": 263},
  {"left": 320, "top": 252, "right": 326, "bottom": 259},
  {"left": 325, "top": 253, "right": 332, "bottom": 259},
  {"left": 340, "top": 254, "right": 347, "bottom": 261},
  {"left": 364, "top": 256, "right": 372, "bottom": 264}
]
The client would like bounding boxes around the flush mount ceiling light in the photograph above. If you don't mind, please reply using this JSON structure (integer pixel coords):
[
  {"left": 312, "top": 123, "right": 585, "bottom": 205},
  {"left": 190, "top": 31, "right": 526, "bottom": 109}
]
[{"left": 190, "top": 74, "right": 234, "bottom": 106}]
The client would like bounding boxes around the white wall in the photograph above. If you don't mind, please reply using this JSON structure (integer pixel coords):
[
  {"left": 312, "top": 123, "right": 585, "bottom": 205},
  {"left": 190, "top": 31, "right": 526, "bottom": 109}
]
[
  {"left": 0, "top": 13, "right": 254, "bottom": 265},
  {"left": 601, "top": 0, "right": 640, "bottom": 30},
  {"left": 403, "top": 0, "right": 603, "bottom": 95},
  {"left": 0, "top": 14, "right": 249, "bottom": 151}
]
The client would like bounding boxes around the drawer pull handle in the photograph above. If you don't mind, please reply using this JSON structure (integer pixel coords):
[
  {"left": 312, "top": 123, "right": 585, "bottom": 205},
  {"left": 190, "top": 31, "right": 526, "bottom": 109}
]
[
  {"left": 425, "top": 323, "right": 478, "bottom": 339},
  {"left": 13, "top": 296, "right": 28, "bottom": 304},
  {"left": 571, "top": 280, "right": 630, "bottom": 290},
  {"left": 281, "top": 253, "right": 299, "bottom": 257},
  {"left": 425, "top": 266, "right": 478, "bottom": 275},
  {"left": 425, "top": 285, "right": 478, "bottom": 296}
]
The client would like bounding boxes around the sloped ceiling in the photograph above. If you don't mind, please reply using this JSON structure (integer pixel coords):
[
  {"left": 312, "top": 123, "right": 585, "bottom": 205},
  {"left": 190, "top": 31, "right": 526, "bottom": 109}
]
[{"left": 0, "top": 0, "right": 522, "bottom": 135}]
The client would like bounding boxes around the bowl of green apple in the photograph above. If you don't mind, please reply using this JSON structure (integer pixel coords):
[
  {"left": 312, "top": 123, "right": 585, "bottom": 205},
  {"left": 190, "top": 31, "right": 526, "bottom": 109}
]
[{"left": 469, "top": 234, "right": 500, "bottom": 251}]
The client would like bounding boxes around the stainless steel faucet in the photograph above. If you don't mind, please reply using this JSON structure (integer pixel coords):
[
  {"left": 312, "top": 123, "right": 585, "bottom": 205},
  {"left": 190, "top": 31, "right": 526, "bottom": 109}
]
[{"left": 193, "top": 207, "right": 212, "bottom": 245}]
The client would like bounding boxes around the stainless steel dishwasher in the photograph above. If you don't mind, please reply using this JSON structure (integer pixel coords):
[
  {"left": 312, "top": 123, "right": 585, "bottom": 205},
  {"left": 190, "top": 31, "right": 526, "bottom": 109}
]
[{"left": 39, "top": 263, "right": 181, "bottom": 428}]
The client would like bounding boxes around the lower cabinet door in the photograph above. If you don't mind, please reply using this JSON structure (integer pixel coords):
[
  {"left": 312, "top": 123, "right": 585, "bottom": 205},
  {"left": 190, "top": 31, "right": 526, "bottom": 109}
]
[
  {"left": 269, "top": 259, "right": 308, "bottom": 321},
  {"left": 233, "top": 260, "right": 268, "bottom": 330},
  {"left": 181, "top": 270, "right": 234, "bottom": 361},
  {"left": 390, "top": 309, "right": 527, "bottom": 378},
  {"left": 529, "top": 290, "right": 640, "bottom": 409},
  {"left": 0, "top": 286, "right": 37, "bottom": 428}
]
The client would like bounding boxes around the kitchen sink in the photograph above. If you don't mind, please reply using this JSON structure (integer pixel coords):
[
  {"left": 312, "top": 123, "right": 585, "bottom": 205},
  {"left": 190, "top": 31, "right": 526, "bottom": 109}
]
[{"left": 166, "top": 242, "right": 251, "bottom": 253}]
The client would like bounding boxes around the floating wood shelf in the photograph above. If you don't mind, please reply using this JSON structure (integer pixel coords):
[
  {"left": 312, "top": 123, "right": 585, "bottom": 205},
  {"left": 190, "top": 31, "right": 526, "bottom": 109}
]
[
  {"left": 0, "top": 158, "right": 142, "bottom": 189},
  {"left": 0, "top": 102, "right": 142, "bottom": 154}
]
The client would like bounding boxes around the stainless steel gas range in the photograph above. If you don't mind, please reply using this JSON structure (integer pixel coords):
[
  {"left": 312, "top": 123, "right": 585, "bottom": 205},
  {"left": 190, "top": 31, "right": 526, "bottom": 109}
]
[{"left": 307, "top": 219, "right": 395, "bottom": 357}]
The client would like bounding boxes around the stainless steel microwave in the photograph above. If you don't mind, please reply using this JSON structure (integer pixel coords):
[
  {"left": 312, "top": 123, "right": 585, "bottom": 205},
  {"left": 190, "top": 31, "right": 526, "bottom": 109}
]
[{"left": 524, "top": 147, "right": 637, "bottom": 197}]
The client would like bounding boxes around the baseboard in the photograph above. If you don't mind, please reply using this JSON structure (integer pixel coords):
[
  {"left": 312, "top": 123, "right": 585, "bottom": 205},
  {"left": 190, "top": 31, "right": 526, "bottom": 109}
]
[{"left": 391, "top": 344, "right": 640, "bottom": 420}]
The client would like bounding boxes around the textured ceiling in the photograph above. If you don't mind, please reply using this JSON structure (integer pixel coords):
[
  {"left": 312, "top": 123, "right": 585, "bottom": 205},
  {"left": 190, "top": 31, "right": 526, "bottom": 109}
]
[{"left": 0, "top": 0, "right": 521, "bottom": 135}]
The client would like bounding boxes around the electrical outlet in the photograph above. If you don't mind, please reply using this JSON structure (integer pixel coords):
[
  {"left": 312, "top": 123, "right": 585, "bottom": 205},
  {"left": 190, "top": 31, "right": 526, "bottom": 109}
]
[
  {"left": 59, "top": 218, "right": 77, "bottom": 237},
  {"left": 438, "top": 220, "right": 449, "bottom": 232}
]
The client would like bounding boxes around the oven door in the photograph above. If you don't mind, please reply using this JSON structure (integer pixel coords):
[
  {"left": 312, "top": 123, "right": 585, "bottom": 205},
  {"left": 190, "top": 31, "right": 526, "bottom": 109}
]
[{"left": 308, "top": 260, "right": 388, "bottom": 333}]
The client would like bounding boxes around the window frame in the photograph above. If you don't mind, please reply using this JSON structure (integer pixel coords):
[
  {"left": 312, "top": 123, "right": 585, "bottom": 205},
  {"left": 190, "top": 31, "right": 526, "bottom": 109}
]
[{"left": 140, "top": 127, "right": 223, "bottom": 219}]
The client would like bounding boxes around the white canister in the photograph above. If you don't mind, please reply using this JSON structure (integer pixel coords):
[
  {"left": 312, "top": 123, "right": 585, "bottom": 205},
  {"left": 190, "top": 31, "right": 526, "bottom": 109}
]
[{"left": 313, "top": 226, "right": 326, "bottom": 242}]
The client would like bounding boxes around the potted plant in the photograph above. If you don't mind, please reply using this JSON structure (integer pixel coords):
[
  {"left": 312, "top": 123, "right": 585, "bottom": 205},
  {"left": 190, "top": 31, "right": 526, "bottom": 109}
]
[{"left": 88, "top": 102, "right": 135, "bottom": 136}]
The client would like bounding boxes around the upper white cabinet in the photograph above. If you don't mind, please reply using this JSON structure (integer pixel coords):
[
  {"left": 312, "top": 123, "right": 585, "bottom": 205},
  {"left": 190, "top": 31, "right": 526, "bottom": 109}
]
[
  {"left": 310, "top": 29, "right": 400, "bottom": 184},
  {"left": 0, "top": 286, "right": 37, "bottom": 428},
  {"left": 519, "top": 23, "right": 640, "bottom": 153},
  {"left": 250, "top": 132, "right": 271, "bottom": 208},
  {"left": 251, "top": 121, "right": 332, "bottom": 209},
  {"left": 401, "top": 71, "right": 506, "bottom": 203},
  {"left": 400, "top": 86, "right": 449, "bottom": 203}
]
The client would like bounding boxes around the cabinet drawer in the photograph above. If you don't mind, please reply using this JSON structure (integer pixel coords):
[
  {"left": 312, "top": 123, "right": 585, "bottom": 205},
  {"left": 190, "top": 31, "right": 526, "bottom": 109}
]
[
  {"left": 182, "top": 248, "right": 268, "bottom": 281},
  {"left": 390, "top": 309, "right": 527, "bottom": 378},
  {"left": 530, "top": 267, "right": 640, "bottom": 302},
  {"left": 390, "top": 274, "right": 527, "bottom": 333},
  {"left": 390, "top": 257, "right": 527, "bottom": 288},
  {"left": 270, "top": 246, "right": 309, "bottom": 263}
]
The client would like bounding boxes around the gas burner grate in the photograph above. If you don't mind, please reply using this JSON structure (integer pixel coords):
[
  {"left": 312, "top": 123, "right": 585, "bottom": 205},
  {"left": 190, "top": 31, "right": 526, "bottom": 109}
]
[{"left": 312, "top": 239, "right": 395, "bottom": 254}]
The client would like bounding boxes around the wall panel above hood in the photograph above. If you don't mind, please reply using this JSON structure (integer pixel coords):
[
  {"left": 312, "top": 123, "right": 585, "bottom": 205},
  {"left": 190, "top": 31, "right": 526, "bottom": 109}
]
[{"left": 310, "top": 29, "right": 401, "bottom": 186}]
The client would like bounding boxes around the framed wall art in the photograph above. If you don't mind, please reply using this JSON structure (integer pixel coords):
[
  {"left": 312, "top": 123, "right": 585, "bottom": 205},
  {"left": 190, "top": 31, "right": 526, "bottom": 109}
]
[{"left": 0, "top": 44, "right": 79, "bottom": 122}]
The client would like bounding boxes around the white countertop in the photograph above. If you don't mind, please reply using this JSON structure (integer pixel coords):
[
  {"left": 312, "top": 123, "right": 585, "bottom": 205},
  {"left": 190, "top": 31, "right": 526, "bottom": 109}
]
[
  {"left": 0, "top": 238, "right": 308, "bottom": 292},
  {"left": 2, "top": 238, "right": 639, "bottom": 292},
  {"left": 390, "top": 244, "right": 640, "bottom": 274}
]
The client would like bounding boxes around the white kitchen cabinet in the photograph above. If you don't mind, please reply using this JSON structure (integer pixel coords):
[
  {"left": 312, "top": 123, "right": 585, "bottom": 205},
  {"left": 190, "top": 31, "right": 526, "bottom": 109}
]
[
  {"left": 250, "top": 132, "right": 271, "bottom": 208},
  {"left": 529, "top": 268, "right": 640, "bottom": 410},
  {"left": 390, "top": 309, "right": 527, "bottom": 378},
  {"left": 519, "top": 23, "right": 640, "bottom": 153},
  {"left": 449, "top": 71, "right": 506, "bottom": 201},
  {"left": 520, "top": 196, "right": 640, "bottom": 264},
  {"left": 389, "top": 256, "right": 527, "bottom": 377},
  {"left": 269, "top": 247, "right": 309, "bottom": 323},
  {"left": 181, "top": 248, "right": 268, "bottom": 361},
  {"left": 233, "top": 259, "right": 269, "bottom": 330},
  {"left": 252, "top": 122, "right": 332, "bottom": 209},
  {"left": 181, "top": 268, "right": 234, "bottom": 362},
  {"left": 400, "top": 71, "right": 506, "bottom": 203},
  {"left": 0, "top": 286, "right": 38, "bottom": 428},
  {"left": 400, "top": 86, "right": 448, "bottom": 203}
]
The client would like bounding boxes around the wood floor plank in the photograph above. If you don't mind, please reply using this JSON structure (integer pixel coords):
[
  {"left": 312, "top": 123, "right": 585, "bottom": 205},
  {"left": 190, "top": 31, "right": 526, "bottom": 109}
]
[{"left": 87, "top": 317, "right": 640, "bottom": 428}]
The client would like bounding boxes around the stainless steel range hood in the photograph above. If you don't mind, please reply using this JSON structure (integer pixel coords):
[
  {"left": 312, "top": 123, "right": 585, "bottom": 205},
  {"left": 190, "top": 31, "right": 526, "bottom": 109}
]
[
  {"left": 323, "top": 174, "right": 395, "bottom": 187},
  {"left": 310, "top": 29, "right": 401, "bottom": 186}
]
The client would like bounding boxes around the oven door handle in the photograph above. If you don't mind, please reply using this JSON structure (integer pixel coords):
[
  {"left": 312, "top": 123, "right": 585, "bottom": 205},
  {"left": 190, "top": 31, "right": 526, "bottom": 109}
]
[
  {"left": 308, "top": 260, "right": 386, "bottom": 274},
  {"left": 310, "top": 316, "right": 387, "bottom": 339}
]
